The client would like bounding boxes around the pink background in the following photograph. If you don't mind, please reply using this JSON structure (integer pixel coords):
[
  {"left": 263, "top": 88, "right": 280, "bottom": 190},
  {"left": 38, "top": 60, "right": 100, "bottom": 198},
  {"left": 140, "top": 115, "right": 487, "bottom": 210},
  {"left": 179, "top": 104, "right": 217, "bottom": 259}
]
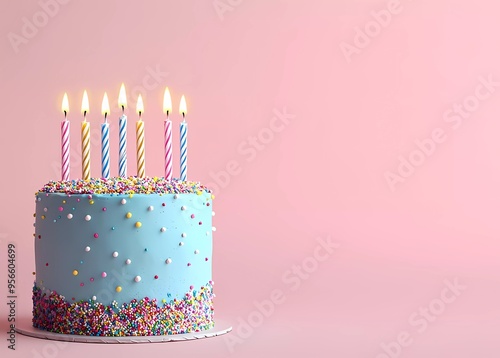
[{"left": 1, "top": 0, "right": 500, "bottom": 357}]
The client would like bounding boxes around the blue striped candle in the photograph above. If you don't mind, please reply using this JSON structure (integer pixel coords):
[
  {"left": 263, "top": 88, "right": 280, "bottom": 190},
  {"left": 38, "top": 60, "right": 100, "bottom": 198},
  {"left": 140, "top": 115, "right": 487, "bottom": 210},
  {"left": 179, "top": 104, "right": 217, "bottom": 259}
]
[
  {"left": 101, "top": 93, "right": 110, "bottom": 179},
  {"left": 180, "top": 121, "right": 187, "bottom": 180},
  {"left": 118, "top": 114, "right": 127, "bottom": 177},
  {"left": 118, "top": 84, "right": 127, "bottom": 177},
  {"left": 101, "top": 122, "right": 110, "bottom": 178},
  {"left": 179, "top": 95, "right": 188, "bottom": 181}
]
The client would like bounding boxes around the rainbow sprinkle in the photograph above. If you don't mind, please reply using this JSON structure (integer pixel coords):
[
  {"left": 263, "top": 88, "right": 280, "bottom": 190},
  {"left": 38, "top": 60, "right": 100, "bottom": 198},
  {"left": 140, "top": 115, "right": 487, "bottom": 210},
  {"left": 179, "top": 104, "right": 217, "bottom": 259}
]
[
  {"left": 32, "top": 283, "right": 215, "bottom": 336},
  {"left": 37, "top": 177, "right": 212, "bottom": 195}
]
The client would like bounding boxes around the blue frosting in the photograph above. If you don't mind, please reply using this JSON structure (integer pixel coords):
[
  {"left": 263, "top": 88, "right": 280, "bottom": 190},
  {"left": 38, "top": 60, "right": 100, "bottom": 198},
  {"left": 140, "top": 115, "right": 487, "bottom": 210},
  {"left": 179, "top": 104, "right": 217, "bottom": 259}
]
[{"left": 34, "top": 191, "right": 213, "bottom": 305}]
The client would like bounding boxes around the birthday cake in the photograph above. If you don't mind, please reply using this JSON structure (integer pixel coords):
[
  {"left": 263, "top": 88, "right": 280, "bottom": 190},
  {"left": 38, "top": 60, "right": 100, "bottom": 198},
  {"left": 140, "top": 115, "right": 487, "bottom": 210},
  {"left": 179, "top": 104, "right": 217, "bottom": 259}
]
[{"left": 32, "top": 177, "right": 216, "bottom": 336}]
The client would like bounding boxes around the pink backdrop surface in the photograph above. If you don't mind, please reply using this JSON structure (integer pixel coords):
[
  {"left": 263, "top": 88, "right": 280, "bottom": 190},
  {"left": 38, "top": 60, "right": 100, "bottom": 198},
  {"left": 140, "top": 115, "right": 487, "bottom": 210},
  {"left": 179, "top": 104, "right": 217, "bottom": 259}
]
[{"left": 1, "top": 0, "right": 499, "bottom": 357}]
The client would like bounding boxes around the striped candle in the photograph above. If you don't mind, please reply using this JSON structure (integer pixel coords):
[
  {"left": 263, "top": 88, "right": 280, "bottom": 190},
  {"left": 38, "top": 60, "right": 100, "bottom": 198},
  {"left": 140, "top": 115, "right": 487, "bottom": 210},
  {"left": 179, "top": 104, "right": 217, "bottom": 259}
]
[
  {"left": 136, "top": 94, "right": 145, "bottom": 178},
  {"left": 163, "top": 87, "right": 173, "bottom": 180},
  {"left": 118, "top": 84, "right": 127, "bottom": 177},
  {"left": 101, "top": 123, "right": 110, "bottom": 178},
  {"left": 164, "top": 120, "right": 173, "bottom": 180},
  {"left": 81, "top": 90, "right": 90, "bottom": 180},
  {"left": 119, "top": 114, "right": 127, "bottom": 177},
  {"left": 179, "top": 95, "right": 188, "bottom": 181},
  {"left": 101, "top": 93, "right": 110, "bottom": 179},
  {"left": 61, "top": 93, "right": 70, "bottom": 181}
]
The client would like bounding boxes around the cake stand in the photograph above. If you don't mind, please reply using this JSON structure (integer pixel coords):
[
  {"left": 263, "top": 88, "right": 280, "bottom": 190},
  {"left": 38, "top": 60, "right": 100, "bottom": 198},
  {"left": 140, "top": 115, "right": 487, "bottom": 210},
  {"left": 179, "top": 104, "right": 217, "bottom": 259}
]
[{"left": 16, "top": 317, "right": 232, "bottom": 343}]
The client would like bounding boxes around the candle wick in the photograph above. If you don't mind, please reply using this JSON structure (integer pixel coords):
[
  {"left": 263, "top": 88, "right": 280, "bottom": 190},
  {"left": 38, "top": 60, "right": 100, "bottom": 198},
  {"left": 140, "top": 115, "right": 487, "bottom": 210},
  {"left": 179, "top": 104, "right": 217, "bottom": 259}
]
[
  {"left": 121, "top": 105, "right": 125, "bottom": 112},
  {"left": 166, "top": 110, "right": 169, "bottom": 118},
  {"left": 64, "top": 110, "right": 67, "bottom": 118},
  {"left": 83, "top": 111, "right": 87, "bottom": 119},
  {"left": 104, "top": 112, "right": 108, "bottom": 122},
  {"left": 182, "top": 113, "right": 185, "bottom": 122},
  {"left": 139, "top": 111, "right": 142, "bottom": 118}
]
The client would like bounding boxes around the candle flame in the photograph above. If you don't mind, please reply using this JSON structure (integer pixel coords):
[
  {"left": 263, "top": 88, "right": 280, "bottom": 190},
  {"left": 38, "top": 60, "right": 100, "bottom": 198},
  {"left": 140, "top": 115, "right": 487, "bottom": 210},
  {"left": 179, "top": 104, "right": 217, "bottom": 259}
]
[
  {"left": 102, "top": 92, "right": 110, "bottom": 117},
  {"left": 61, "top": 93, "right": 69, "bottom": 115},
  {"left": 163, "top": 87, "right": 172, "bottom": 115},
  {"left": 179, "top": 95, "right": 187, "bottom": 117},
  {"left": 118, "top": 83, "right": 127, "bottom": 109},
  {"left": 81, "top": 90, "right": 89, "bottom": 116},
  {"left": 136, "top": 94, "right": 144, "bottom": 116}
]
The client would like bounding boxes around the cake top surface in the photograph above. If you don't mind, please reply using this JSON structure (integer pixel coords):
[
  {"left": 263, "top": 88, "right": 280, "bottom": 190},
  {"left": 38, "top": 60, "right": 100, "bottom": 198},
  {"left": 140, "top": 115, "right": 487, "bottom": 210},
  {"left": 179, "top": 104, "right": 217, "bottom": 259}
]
[{"left": 37, "top": 177, "right": 212, "bottom": 195}]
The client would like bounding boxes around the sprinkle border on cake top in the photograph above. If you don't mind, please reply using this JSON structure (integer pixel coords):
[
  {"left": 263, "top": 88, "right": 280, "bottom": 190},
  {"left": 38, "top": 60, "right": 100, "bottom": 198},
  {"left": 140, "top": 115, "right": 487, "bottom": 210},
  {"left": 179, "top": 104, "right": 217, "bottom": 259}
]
[{"left": 38, "top": 177, "right": 212, "bottom": 195}]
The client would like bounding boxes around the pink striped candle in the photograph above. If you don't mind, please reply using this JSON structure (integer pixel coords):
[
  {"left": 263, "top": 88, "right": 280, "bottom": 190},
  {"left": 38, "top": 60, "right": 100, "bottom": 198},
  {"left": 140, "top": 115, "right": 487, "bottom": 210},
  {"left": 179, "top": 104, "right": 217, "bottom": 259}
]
[
  {"left": 61, "top": 93, "right": 70, "bottom": 181},
  {"left": 163, "top": 87, "right": 173, "bottom": 180}
]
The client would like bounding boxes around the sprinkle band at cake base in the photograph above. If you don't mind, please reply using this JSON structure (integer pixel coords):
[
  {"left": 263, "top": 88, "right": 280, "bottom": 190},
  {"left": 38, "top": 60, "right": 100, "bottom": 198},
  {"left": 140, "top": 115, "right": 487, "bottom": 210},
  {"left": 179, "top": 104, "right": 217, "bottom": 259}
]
[
  {"left": 32, "top": 177, "right": 216, "bottom": 336},
  {"left": 32, "top": 283, "right": 214, "bottom": 336}
]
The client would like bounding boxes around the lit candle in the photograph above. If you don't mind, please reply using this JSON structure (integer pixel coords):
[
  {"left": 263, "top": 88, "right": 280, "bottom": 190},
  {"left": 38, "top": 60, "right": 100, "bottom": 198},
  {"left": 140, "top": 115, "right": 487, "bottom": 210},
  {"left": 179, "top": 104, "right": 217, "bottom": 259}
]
[
  {"left": 136, "top": 94, "right": 145, "bottom": 178},
  {"left": 179, "top": 95, "right": 187, "bottom": 181},
  {"left": 163, "top": 87, "right": 173, "bottom": 180},
  {"left": 81, "top": 90, "right": 90, "bottom": 180},
  {"left": 101, "top": 92, "right": 110, "bottom": 179},
  {"left": 61, "top": 93, "right": 70, "bottom": 181},
  {"left": 118, "top": 83, "right": 127, "bottom": 177}
]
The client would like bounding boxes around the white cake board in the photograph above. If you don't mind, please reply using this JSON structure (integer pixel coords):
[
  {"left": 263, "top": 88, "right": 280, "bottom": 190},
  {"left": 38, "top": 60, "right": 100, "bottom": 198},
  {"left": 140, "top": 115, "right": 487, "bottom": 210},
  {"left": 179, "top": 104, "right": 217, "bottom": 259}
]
[{"left": 16, "top": 318, "right": 232, "bottom": 343}]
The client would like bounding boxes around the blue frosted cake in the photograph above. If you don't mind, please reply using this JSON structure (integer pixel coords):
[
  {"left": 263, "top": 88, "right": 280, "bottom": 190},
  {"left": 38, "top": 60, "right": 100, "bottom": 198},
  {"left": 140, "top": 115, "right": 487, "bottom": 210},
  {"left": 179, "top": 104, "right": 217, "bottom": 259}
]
[{"left": 32, "top": 177, "right": 215, "bottom": 336}]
